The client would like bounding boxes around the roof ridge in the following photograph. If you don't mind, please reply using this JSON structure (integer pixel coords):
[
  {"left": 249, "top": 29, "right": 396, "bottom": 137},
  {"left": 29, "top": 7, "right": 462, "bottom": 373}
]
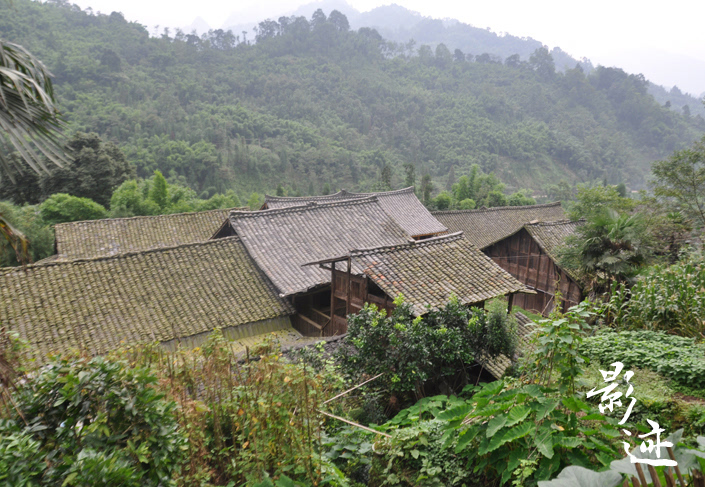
[
  {"left": 524, "top": 218, "right": 581, "bottom": 227},
  {"left": 263, "top": 189, "right": 358, "bottom": 202},
  {"left": 346, "top": 186, "right": 415, "bottom": 197},
  {"left": 54, "top": 207, "right": 238, "bottom": 228},
  {"left": 432, "top": 202, "right": 562, "bottom": 216},
  {"left": 1, "top": 236, "right": 243, "bottom": 273},
  {"left": 350, "top": 231, "right": 465, "bottom": 257},
  {"left": 231, "top": 195, "right": 380, "bottom": 219}
]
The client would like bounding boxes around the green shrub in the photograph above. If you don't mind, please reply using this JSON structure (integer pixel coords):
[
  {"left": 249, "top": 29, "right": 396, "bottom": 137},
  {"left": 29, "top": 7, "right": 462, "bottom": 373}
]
[
  {"left": 39, "top": 192, "right": 108, "bottom": 224},
  {"left": 0, "top": 356, "right": 186, "bottom": 486},
  {"left": 580, "top": 330, "right": 705, "bottom": 388},
  {"left": 0, "top": 430, "right": 44, "bottom": 487},
  {"left": 143, "top": 332, "right": 346, "bottom": 486},
  {"left": 336, "top": 295, "right": 516, "bottom": 407}
]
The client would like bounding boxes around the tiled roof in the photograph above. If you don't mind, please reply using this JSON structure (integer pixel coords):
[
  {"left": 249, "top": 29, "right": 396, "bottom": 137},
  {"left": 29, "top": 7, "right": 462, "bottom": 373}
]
[
  {"left": 524, "top": 220, "right": 581, "bottom": 263},
  {"left": 53, "top": 208, "right": 240, "bottom": 260},
  {"left": 0, "top": 237, "right": 294, "bottom": 361},
  {"left": 264, "top": 187, "right": 447, "bottom": 238},
  {"left": 432, "top": 202, "right": 566, "bottom": 249},
  {"left": 346, "top": 232, "right": 530, "bottom": 316},
  {"left": 524, "top": 220, "right": 582, "bottom": 280},
  {"left": 263, "top": 190, "right": 362, "bottom": 208},
  {"left": 226, "top": 197, "right": 412, "bottom": 297}
]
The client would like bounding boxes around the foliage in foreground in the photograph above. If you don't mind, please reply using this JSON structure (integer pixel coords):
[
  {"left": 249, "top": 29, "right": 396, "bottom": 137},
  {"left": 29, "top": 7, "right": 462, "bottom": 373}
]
[
  {"left": 601, "top": 254, "right": 705, "bottom": 338},
  {"left": 128, "top": 333, "right": 346, "bottom": 486},
  {"left": 0, "top": 356, "right": 186, "bottom": 486},
  {"left": 538, "top": 431, "right": 705, "bottom": 487},
  {"left": 336, "top": 296, "right": 516, "bottom": 408}
]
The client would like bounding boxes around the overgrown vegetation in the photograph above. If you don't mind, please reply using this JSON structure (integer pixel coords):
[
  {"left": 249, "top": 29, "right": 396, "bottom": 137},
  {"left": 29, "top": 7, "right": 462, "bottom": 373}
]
[
  {"left": 601, "top": 253, "right": 705, "bottom": 338},
  {"left": 336, "top": 296, "right": 516, "bottom": 412},
  {"left": 580, "top": 330, "right": 705, "bottom": 389},
  {"left": 0, "top": 355, "right": 186, "bottom": 486}
]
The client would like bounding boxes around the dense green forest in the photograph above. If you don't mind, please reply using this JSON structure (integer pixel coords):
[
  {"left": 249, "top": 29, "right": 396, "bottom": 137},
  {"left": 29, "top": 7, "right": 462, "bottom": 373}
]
[{"left": 0, "top": 0, "right": 702, "bottom": 201}]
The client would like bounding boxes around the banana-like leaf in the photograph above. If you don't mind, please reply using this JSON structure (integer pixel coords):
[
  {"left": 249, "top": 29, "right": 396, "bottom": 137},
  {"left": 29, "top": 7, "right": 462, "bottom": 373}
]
[{"left": 536, "top": 466, "right": 622, "bottom": 487}]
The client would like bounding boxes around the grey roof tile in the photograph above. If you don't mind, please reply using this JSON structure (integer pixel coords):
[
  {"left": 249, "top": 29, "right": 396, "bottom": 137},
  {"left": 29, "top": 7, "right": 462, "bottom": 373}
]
[
  {"left": 432, "top": 202, "right": 566, "bottom": 249},
  {"left": 53, "top": 208, "right": 241, "bottom": 260},
  {"left": 227, "top": 197, "right": 412, "bottom": 296},
  {"left": 264, "top": 187, "right": 447, "bottom": 238},
  {"left": 0, "top": 237, "right": 294, "bottom": 361},
  {"left": 345, "top": 232, "right": 530, "bottom": 316}
]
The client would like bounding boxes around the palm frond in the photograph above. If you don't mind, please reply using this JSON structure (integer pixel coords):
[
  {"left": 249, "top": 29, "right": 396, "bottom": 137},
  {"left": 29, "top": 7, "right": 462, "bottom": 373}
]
[
  {"left": 0, "top": 212, "right": 29, "bottom": 264},
  {"left": 0, "top": 40, "right": 69, "bottom": 181}
]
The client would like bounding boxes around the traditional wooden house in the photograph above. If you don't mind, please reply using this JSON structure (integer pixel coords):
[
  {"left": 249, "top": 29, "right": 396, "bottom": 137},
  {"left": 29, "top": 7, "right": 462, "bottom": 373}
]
[
  {"left": 483, "top": 220, "right": 583, "bottom": 315},
  {"left": 48, "top": 207, "right": 241, "bottom": 261},
  {"left": 305, "top": 232, "right": 531, "bottom": 332},
  {"left": 0, "top": 237, "right": 300, "bottom": 362},
  {"left": 262, "top": 187, "right": 448, "bottom": 239},
  {"left": 214, "top": 197, "right": 527, "bottom": 336},
  {"left": 213, "top": 197, "right": 415, "bottom": 335},
  {"left": 432, "top": 202, "right": 566, "bottom": 249}
]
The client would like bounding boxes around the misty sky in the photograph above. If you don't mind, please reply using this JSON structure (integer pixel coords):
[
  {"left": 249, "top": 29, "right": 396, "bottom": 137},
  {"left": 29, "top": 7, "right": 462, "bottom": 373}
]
[{"left": 71, "top": 0, "right": 705, "bottom": 96}]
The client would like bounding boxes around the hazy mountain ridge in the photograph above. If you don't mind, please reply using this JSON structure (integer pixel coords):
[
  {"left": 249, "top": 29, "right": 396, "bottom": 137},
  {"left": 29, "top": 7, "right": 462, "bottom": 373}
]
[
  {"left": 1, "top": 0, "right": 702, "bottom": 201},
  {"left": 221, "top": 0, "right": 704, "bottom": 117}
]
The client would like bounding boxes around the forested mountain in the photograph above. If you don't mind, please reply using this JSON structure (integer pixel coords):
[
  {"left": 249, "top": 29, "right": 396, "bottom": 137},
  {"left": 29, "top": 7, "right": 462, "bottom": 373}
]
[
  {"left": 0, "top": 0, "right": 702, "bottom": 200},
  {"left": 226, "top": 1, "right": 705, "bottom": 118}
]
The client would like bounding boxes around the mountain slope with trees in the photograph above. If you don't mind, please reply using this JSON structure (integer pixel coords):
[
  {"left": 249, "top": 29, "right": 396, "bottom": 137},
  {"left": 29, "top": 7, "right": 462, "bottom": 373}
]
[{"left": 0, "top": 0, "right": 702, "bottom": 200}]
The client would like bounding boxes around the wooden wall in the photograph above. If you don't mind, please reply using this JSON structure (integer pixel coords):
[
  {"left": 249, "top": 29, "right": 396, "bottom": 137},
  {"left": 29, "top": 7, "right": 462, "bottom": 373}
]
[
  {"left": 484, "top": 229, "right": 582, "bottom": 316},
  {"left": 292, "top": 266, "right": 397, "bottom": 338}
]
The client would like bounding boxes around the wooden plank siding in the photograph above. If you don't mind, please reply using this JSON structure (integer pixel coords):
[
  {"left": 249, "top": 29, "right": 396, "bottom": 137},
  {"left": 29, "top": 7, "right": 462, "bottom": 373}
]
[{"left": 484, "top": 228, "right": 581, "bottom": 316}]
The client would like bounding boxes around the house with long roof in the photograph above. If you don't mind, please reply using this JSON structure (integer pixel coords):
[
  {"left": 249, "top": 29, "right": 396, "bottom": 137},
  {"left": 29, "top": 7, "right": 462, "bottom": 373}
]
[
  {"left": 3, "top": 187, "right": 557, "bottom": 359},
  {"left": 215, "top": 197, "right": 530, "bottom": 336},
  {"left": 262, "top": 187, "right": 447, "bottom": 239},
  {"left": 0, "top": 237, "right": 299, "bottom": 362},
  {"left": 432, "top": 202, "right": 566, "bottom": 249},
  {"left": 483, "top": 220, "right": 583, "bottom": 315},
  {"left": 49, "top": 207, "right": 240, "bottom": 261},
  {"left": 305, "top": 232, "right": 531, "bottom": 333}
]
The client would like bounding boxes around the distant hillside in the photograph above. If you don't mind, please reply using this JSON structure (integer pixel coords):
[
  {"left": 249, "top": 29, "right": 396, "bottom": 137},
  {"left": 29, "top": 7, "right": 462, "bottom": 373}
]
[
  {"left": 1, "top": 0, "right": 702, "bottom": 202},
  {"left": 223, "top": 1, "right": 704, "bottom": 118},
  {"left": 224, "top": 1, "right": 590, "bottom": 72}
]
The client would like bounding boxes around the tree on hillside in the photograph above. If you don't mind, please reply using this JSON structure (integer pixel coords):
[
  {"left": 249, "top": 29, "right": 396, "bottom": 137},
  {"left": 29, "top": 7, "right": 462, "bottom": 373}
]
[
  {"left": 403, "top": 163, "right": 416, "bottom": 188},
  {"left": 328, "top": 10, "right": 349, "bottom": 32},
  {"left": 529, "top": 47, "right": 555, "bottom": 80},
  {"left": 149, "top": 170, "right": 168, "bottom": 209},
  {"left": 39, "top": 193, "right": 108, "bottom": 225},
  {"left": 421, "top": 174, "right": 433, "bottom": 205},
  {"left": 40, "top": 132, "right": 135, "bottom": 207},
  {"left": 651, "top": 136, "right": 705, "bottom": 229}
]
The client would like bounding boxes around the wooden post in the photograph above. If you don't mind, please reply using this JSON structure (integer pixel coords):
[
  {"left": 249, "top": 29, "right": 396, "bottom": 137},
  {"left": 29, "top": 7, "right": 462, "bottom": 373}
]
[
  {"left": 329, "top": 261, "right": 336, "bottom": 333},
  {"left": 346, "top": 257, "right": 352, "bottom": 317},
  {"left": 507, "top": 293, "right": 514, "bottom": 314}
]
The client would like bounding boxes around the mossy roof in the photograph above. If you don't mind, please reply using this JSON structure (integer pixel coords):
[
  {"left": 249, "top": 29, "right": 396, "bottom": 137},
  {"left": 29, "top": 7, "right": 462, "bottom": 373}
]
[
  {"left": 225, "top": 197, "right": 412, "bottom": 297},
  {"left": 263, "top": 187, "right": 447, "bottom": 238},
  {"left": 0, "top": 236, "right": 294, "bottom": 361},
  {"left": 53, "top": 208, "right": 240, "bottom": 260},
  {"left": 341, "top": 232, "right": 530, "bottom": 316},
  {"left": 432, "top": 202, "right": 566, "bottom": 249}
]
